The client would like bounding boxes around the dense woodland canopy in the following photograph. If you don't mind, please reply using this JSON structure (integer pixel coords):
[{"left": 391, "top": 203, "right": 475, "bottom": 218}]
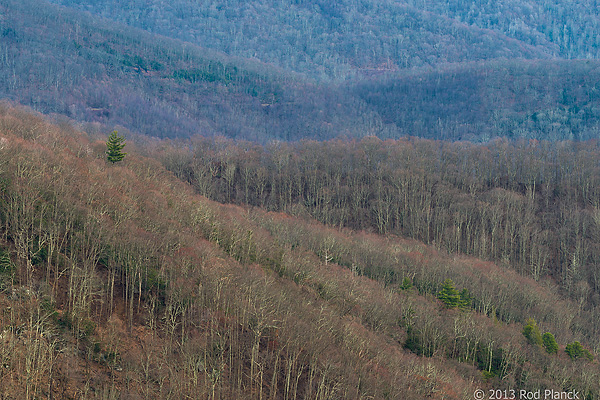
[
  {"left": 0, "top": 103, "right": 599, "bottom": 399},
  {"left": 160, "top": 135, "right": 600, "bottom": 310},
  {"left": 3, "top": 0, "right": 600, "bottom": 397},
  {"left": 43, "top": 0, "right": 582, "bottom": 80},
  {"left": 0, "top": 0, "right": 390, "bottom": 141},
  {"left": 352, "top": 60, "right": 600, "bottom": 141},
  {"left": 2, "top": 0, "right": 600, "bottom": 142}
]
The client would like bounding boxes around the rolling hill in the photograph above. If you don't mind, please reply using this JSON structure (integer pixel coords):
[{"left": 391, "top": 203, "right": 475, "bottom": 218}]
[
  {"left": 2, "top": 0, "right": 600, "bottom": 143},
  {"left": 44, "top": 0, "right": 556, "bottom": 80},
  {"left": 0, "top": 0, "right": 392, "bottom": 142},
  {"left": 351, "top": 59, "right": 600, "bottom": 141}
]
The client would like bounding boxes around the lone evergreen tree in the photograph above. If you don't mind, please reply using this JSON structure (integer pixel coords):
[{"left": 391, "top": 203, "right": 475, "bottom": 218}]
[
  {"left": 438, "top": 279, "right": 460, "bottom": 308},
  {"left": 106, "top": 130, "right": 127, "bottom": 163},
  {"left": 564, "top": 341, "right": 593, "bottom": 361},
  {"left": 400, "top": 276, "right": 412, "bottom": 290}
]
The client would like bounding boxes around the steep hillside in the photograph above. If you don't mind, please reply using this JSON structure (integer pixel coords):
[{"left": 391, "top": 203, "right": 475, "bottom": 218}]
[
  {"left": 157, "top": 132, "right": 600, "bottom": 324},
  {"left": 44, "top": 0, "right": 554, "bottom": 80},
  {"left": 0, "top": 106, "right": 598, "bottom": 398}
]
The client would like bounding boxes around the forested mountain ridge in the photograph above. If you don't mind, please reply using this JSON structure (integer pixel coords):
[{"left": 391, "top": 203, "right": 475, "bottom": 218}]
[
  {"left": 403, "top": 0, "right": 600, "bottom": 60},
  {"left": 0, "top": 103, "right": 599, "bottom": 399},
  {"left": 3, "top": 0, "right": 600, "bottom": 142},
  {"left": 44, "top": 0, "right": 556, "bottom": 80},
  {"left": 0, "top": 0, "right": 391, "bottom": 141}
]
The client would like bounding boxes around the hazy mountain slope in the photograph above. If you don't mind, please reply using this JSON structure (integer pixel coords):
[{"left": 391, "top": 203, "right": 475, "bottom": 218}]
[
  {"left": 44, "top": 0, "right": 553, "bottom": 80},
  {"left": 3, "top": 0, "right": 600, "bottom": 143},
  {"left": 350, "top": 59, "right": 600, "bottom": 141},
  {"left": 0, "top": 0, "right": 391, "bottom": 141},
  {"left": 404, "top": 0, "right": 600, "bottom": 60}
]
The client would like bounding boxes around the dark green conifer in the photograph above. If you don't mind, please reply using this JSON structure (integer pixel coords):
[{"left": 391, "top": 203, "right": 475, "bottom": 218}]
[
  {"left": 438, "top": 279, "right": 460, "bottom": 308},
  {"left": 458, "top": 288, "right": 472, "bottom": 310},
  {"left": 106, "top": 130, "right": 127, "bottom": 163},
  {"left": 522, "top": 318, "right": 543, "bottom": 346},
  {"left": 400, "top": 276, "right": 412, "bottom": 290},
  {"left": 542, "top": 332, "right": 558, "bottom": 354},
  {"left": 565, "top": 341, "right": 584, "bottom": 360}
]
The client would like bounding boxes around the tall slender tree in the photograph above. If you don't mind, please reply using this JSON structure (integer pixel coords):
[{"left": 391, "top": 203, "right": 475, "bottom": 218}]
[{"left": 106, "top": 130, "right": 127, "bottom": 163}]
